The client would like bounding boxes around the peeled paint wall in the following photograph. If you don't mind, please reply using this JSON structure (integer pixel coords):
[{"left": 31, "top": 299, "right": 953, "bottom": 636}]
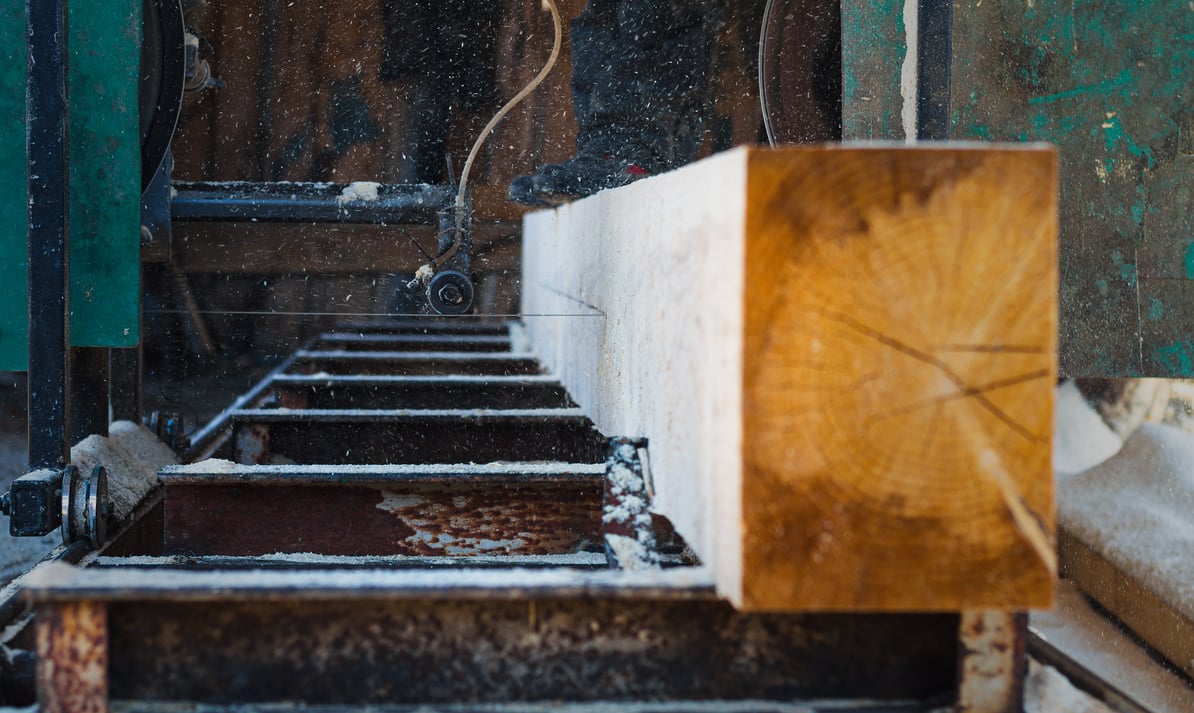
[
  {"left": 948, "top": 0, "right": 1193, "bottom": 376},
  {"left": 842, "top": 0, "right": 1192, "bottom": 376}
]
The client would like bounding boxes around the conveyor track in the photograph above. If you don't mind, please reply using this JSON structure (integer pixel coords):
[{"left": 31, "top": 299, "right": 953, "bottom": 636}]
[{"left": 18, "top": 319, "right": 965, "bottom": 710}]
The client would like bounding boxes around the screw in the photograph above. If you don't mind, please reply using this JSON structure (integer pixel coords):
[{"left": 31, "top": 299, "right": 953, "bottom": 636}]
[{"left": 438, "top": 284, "right": 464, "bottom": 305}]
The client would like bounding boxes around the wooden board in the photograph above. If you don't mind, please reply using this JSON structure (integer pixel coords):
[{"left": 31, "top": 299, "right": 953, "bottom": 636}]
[
  {"left": 522, "top": 145, "right": 1058, "bottom": 611},
  {"left": 1059, "top": 529, "right": 1194, "bottom": 680},
  {"left": 1055, "top": 422, "right": 1194, "bottom": 679}
]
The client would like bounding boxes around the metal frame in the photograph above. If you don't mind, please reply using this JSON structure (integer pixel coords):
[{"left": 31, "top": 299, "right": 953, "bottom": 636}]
[{"left": 25, "top": 0, "right": 71, "bottom": 474}]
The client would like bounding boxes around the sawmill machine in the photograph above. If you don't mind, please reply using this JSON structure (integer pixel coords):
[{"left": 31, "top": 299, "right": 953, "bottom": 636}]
[{"left": 0, "top": 0, "right": 1187, "bottom": 710}]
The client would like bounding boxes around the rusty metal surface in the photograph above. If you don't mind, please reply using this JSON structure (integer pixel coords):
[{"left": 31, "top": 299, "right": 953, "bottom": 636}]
[
  {"left": 170, "top": 223, "right": 518, "bottom": 275},
  {"left": 290, "top": 351, "right": 543, "bottom": 377},
  {"left": 36, "top": 601, "right": 108, "bottom": 713},
  {"left": 163, "top": 482, "right": 603, "bottom": 557},
  {"left": 956, "top": 610, "right": 1027, "bottom": 713},
  {"left": 234, "top": 423, "right": 271, "bottom": 465},
  {"left": 105, "top": 598, "right": 958, "bottom": 704}
]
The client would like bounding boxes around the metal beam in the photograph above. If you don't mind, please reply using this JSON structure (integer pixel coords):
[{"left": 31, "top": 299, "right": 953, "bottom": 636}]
[{"left": 25, "top": 0, "right": 71, "bottom": 470}]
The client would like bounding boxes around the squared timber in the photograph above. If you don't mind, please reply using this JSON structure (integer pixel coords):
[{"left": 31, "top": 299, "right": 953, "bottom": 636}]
[{"left": 522, "top": 145, "right": 1058, "bottom": 612}]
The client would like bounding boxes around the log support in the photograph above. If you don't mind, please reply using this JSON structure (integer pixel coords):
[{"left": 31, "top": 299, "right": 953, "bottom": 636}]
[{"left": 522, "top": 145, "right": 1059, "bottom": 612}]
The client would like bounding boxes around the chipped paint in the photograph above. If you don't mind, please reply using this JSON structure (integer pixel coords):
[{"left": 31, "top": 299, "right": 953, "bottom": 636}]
[
  {"left": 949, "top": 0, "right": 1194, "bottom": 375},
  {"left": 1149, "top": 298, "right": 1165, "bottom": 321},
  {"left": 1152, "top": 341, "right": 1194, "bottom": 376}
]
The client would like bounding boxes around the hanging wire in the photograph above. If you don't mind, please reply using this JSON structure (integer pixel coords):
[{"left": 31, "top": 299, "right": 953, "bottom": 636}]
[{"left": 415, "top": 0, "right": 564, "bottom": 280}]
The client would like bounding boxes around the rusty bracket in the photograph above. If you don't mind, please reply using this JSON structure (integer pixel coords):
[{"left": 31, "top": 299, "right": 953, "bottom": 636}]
[{"left": 957, "top": 610, "right": 1027, "bottom": 713}]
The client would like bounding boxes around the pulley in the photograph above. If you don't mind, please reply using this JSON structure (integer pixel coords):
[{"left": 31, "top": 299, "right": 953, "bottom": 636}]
[{"left": 140, "top": 0, "right": 187, "bottom": 193}]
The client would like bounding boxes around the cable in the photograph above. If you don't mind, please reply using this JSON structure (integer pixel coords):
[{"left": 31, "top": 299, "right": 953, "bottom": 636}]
[{"left": 422, "top": 0, "right": 564, "bottom": 276}]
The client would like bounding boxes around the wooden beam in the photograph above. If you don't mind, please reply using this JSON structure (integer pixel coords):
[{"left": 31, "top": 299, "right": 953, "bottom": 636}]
[
  {"left": 1056, "top": 422, "right": 1194, "bottom": 679},
  {"left": 1059, "top": 529, "right": 1194, "bottom": 679},
  {"left": 522, "top": 145, "right": 1058, "bottom": 611}
]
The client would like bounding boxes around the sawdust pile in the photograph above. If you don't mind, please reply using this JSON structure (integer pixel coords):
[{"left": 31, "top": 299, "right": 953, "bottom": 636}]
[
  {"left": 70, "top": 420, "right": 179, "bottom": 520},
  {"left": 1059, "top": 423, "right": 1194, "bottom": 621},
  {"left": 1025, "top": 661, "right": 1115, "bottom": 713}
]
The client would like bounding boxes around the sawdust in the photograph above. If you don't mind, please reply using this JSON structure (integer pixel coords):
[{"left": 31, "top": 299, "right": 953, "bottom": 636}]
[
  {"left": 70, "top": 421, "right": 179, "bottom": 521},
  {"left": 507, "top": 321, "right": 532, "bottom": 355},
  {"left": 25, "top": 559, "right": 717, "bottom": 593},
  {"left": 1025, "top": 660, "right": 1115, "bottom": 713},
  {"left": 1031, "top": 581, "right": 1194, "bottom": 713},
  {"left": 168, "top": 458, "right": 241, "bottom": 473},
  {"left": 337, "top": 181, "right": 380, "bottom": 204},
  {"left": 606, "top": 534, "right": 655, "bottom": 571},
  {"left": 1059, "top": 423, "right": 1194, "bottom": 621},
  {"left": 1053, "top": 380, "right": 1122, "bottom": 475}
]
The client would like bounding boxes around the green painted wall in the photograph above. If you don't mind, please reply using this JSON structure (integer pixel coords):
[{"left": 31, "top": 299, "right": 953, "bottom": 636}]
[
  {"left": 0, "top": 0, "right": 27, "bottom": 371},
  {"left": 0, "top": 0, "right": 141, "bottom": 371},
  {"left": 951, "top": 0, "right": 1193, "bottom": 376},
  {"left": 841, "top": 0, "right": 908, "bottom": 140},
  {"left": 843, "top": 0, "right": 1194, "bottom": 376}
]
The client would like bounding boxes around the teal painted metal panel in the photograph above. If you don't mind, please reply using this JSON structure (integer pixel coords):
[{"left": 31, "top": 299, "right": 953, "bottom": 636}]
[
  {"left": 951, "top": 0, "right": 1193, "bottom": 376},
  {"left": 0, "top": 0, "right": 27, "bottom": 371},
  {"left": 0, "top": 0, "right": 141, "bottom": 371},
  {"left": 841, "top": 0, "right": 907, "bottom": 140},
  {"left": 68, "top": 0, "right": 140, "bottom": 348}
]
